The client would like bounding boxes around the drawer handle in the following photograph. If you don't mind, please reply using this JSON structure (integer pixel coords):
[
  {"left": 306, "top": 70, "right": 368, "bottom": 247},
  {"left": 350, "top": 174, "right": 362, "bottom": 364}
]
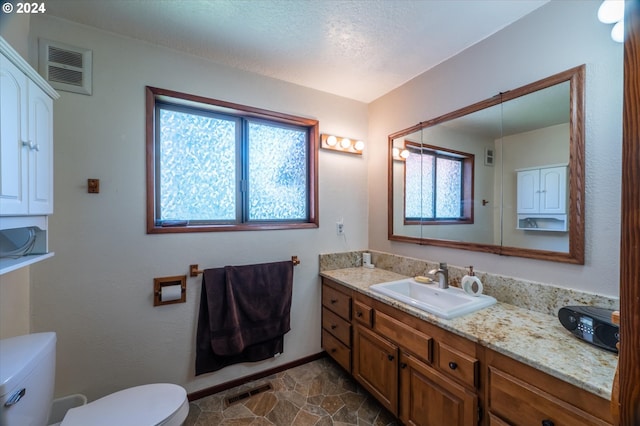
[
  {"left": 542, "top": 421, "right": 554, "bottom": 426},
  {"left": 331, "top": 324, "right": 337, "bottom": 329},
  {"left": 330, "top": 348, "right": 337, "bottom": 353},
  {"left": 330, "top": 298, "right": 338, "bottom": 304},
  {"left": 356, "top": 311, "right": 363, "bottom": 317},
  {"left": 388, "top": 354, "right": 395, "bottom": 361},
  {"left": 448, "top": 362, "right": 458, "bottom": 370}
]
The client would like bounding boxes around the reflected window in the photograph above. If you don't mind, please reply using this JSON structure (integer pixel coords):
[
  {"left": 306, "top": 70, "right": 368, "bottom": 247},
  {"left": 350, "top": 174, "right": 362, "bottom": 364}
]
[{"left": 404, "top": 143, "right": 474, "bottom": 224}]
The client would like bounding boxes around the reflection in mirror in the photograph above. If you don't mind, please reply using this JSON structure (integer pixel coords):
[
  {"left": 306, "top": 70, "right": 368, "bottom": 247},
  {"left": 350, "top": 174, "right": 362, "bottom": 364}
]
[{"left": 388, "top": 65, "right": 584, "bottom": 264}]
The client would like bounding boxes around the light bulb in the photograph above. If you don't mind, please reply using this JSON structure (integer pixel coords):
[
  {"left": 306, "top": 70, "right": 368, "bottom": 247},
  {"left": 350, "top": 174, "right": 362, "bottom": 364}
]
[
  {"left": 326, "top": 135, "right": 337, "bottom": 146},
  {"left": 598, "top": 0, "right": 624, "bottom": 24},
  {"left": 400, "top": 149, "right": 410, "bottom": 159},
  {"left": 611, "top": 19, "right": 624, "bottom": 43},
  {"left": 354, "top": 140, "right": 364, "bottom": 151},
  {"left": 340, "top": 138, "right": 352, "bottom": 149},
  {"left": 392, "top": 147, "right": 400, "bottom": 157}
]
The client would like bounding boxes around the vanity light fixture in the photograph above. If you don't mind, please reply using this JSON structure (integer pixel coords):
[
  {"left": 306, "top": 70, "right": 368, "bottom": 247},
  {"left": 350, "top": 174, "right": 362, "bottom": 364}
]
[
  {"left": 598, "top": 0, "right": 625, "bottom": 42},
  {"left": 392, "top": 147, "right": 410, "bottom": 161},
  {"left": 321, "top": 134, "right": 364, "bottom": 155}
]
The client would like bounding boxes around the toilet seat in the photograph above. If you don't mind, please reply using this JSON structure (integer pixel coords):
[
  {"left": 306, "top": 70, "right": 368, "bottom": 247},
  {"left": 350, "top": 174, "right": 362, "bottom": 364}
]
[{"left": 60, "top": 383, "right": 188, "bottom": 426}]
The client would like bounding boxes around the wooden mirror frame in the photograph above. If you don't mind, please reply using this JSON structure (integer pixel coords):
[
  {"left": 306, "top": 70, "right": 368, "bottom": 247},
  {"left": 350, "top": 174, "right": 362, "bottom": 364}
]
[{"left": 388, "top": 65, "right": 585, "bottom": 264}]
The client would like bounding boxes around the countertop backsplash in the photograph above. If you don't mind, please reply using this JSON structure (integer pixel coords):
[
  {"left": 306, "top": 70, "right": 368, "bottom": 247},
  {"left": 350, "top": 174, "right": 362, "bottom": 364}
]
[{"left": 319, "top": 250, "right": 619, "bottom": 317}]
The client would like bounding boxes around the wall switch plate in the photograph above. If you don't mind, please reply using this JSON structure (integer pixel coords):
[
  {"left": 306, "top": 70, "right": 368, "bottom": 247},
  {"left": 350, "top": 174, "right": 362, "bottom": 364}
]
[{"left": 88, "top": 179, "right": 100, "bottom": 193}]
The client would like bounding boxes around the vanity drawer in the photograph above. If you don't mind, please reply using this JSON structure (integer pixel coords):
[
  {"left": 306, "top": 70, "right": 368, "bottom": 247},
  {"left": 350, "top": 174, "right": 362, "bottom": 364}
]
[
  {"left": 374, "top": 310, "right": 432, "bottom": 363},
  {"left": 488, "top": 366, "right": 610, "bottom": 426},
  {"left": 437, "top": 342, "right": 478, "bottom": 389},
  {"left": 322, "top": 307, "right": 351, "bottom": 346},
  {"left": 353, "top": 300, "right": 373, "bottom": 328},
  {"left": 322, "top": 284, "right": 352, "bottom": 320},
  {"left": 322, "top": 329, "right": 351, "bottom": 372}
]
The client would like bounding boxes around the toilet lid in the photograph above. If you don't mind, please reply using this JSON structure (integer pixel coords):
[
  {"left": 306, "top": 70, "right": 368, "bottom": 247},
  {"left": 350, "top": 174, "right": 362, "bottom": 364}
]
[{"left": 61, "top": 383, "right": 188, "bottom": 426}]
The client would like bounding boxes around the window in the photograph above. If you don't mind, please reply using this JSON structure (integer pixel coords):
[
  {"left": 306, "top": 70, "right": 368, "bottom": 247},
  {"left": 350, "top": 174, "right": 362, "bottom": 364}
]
[
  {"left": 404, "top": 142, "right": 474, "bottom": 224},
  {"left": 146, "top": 87, "right": 318, "bottom": 233}
]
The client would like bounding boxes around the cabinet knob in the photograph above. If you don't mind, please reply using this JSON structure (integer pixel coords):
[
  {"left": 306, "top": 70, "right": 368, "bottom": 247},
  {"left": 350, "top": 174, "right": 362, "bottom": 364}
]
[
  {"left": 448, "top": 362, "right": 458, "bottom": 370},
  {"left": 356, "top": 311, "right": 363, "bottom": 317},
  {"left": 330, "top": 348, "right": 337, "bottom": 353},
  {"left": 387, "top": 354, "right": 395, "bottom": 361},
  {"left": 330, "top": 324, "right": 337, "bottom": 329},
  {"left": 32, "top": 143, "right": 40, "bottom": 152},
  {"left": 330, "top": 298, "right": 338, "bottom": 304},
  {"left": 541, "top": 421, "right": 554, "bottom": 426},
  {"left": 400, "top": 362, "right": 407, "bottom": 369}
]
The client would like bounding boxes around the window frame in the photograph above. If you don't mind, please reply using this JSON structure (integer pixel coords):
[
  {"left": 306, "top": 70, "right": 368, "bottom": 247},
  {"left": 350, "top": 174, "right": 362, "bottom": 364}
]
[
  {"left": 403, "top": 141, "right": 474, "bottom": 225},
  {"left": 145, "top": 86, "right": 319, "bottom": 234}
]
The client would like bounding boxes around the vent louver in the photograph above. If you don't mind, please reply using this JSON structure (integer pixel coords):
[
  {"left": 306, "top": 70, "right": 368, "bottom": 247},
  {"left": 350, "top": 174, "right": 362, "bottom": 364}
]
[{"left": 39, "top": 39, "right": 92, "bottom": 95}]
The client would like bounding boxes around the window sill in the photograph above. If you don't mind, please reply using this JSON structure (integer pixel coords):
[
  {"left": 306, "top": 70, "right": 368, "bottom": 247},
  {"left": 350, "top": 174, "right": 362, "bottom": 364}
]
[{"left": 147, "top": 222, "right": 319, "bottom": 234}]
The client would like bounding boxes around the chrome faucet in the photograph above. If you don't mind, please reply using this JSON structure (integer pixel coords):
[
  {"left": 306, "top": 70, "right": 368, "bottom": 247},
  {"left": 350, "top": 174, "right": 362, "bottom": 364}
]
[{"left": 428, "top": 262, "right": 449, "bottom": 289}]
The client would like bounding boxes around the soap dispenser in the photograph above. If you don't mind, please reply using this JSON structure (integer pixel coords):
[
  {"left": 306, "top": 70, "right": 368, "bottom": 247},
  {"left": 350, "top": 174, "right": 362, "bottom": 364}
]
[{"left": 461, "top": 266, "right": 483, "bottom": 296}]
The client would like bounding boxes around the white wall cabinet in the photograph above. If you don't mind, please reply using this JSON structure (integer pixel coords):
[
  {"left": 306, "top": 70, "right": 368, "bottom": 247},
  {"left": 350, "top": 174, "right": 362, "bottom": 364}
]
[
  {"left": 1, "top": 44, "right": 55, "bottom": 216},
  {"left": 516, "top": 165, "right": 567, "bottom": 231},
  {"left": 0, "top": 37, "right": 59, "bottom": 274}
]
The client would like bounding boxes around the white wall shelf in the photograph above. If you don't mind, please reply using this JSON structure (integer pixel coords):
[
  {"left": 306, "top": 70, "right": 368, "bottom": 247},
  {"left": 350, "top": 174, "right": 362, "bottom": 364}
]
[
  {"left": 517, "top": 214, "right": 567, "bottom": 232},
  {"left": 0, "top": 252, "right": 54, "bottom": 275}
]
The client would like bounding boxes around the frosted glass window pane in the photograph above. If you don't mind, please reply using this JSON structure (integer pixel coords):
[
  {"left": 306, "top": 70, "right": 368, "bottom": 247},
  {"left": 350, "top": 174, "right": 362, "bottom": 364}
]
[
  {"left": 158, "top": 109, "right": 236, "bottom": 221},
  {"left": 405, "top": 152, "right": 435, "bottom": 218},
  {"left": 247, "top": 122, "right": 307, "bottom": 220},
  {"left": 405, "top": 151, "right": 464, "bottom": 220},
  {"left": 436, "top": 157, "right": 461, "bottom": 217}
]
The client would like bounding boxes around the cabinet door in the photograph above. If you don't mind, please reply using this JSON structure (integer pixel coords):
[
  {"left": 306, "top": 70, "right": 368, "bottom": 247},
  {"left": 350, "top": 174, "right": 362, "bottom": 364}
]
[
  {"left": 516, "top": 169, "right": 539, "bottom": 214},
  {"left": 539, "top": 166, "right": 566, "bottom": 214},
  {"left": 353, "top": 324, "right": 399, "bottom": 415},
  {"left": 0, "top": 54, "right": 29, "bottom": 215},
  {"left": 27, "top": 81, "right": 53, "bottom": 215},
  {"left": 400, "top": 353, "right": 478, "bottom": 426}
]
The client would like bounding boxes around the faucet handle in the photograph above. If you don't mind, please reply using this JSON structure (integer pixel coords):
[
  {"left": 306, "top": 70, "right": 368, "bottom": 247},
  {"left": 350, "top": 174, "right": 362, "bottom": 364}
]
[{"left": 439, "top": 262, "right": 448, "bottom": 269}]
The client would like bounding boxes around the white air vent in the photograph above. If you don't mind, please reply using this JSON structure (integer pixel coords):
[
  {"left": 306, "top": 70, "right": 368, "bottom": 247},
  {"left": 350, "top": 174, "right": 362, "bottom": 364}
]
[{"left": 39, "top": 39, "right": 92, "bottom": 95}]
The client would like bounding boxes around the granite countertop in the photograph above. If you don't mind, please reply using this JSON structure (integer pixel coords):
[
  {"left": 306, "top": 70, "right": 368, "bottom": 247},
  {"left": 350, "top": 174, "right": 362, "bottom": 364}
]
[{"left": 320, "top": 267, "right": 618, "bottom": 400}]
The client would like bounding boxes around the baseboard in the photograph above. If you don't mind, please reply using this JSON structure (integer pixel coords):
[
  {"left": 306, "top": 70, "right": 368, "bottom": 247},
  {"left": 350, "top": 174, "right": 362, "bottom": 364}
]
[{"left": 187, "top": 351, "right": 327, "bottom": 401}]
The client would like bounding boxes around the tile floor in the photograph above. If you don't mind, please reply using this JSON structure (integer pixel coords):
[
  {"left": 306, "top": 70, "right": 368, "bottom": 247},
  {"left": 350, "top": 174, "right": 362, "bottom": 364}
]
[{"left": 184, "top": 357, "right": 400, "bottom": 425}]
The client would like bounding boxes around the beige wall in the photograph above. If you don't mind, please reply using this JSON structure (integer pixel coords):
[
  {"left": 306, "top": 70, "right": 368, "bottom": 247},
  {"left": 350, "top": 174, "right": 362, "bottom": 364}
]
[
  {"left": 0, "top": 268, "right": 30, "bottom": 338},
  {"left": 0, "top": 12, "right": 30, "bottom": 59},
  {"left": 28, "top": 15, "right": 369, "bottom": 400},
  {"left": 368, "top": 0, "right": 623, "bottom": 297}
]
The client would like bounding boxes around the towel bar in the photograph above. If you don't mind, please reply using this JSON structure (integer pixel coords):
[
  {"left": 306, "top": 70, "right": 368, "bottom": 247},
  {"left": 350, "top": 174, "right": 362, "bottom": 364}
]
[{"left": 190, "top": 256, "right": 300, "bottom": 277}]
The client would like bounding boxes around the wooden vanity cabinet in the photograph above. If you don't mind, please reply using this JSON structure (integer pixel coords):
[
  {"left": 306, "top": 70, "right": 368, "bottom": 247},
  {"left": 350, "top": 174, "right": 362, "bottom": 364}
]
[
  {"left": 486, "top": 350, "right": 613, "bottom": 426},
  {"left": 320, "top": 278, "right": 612, "bottom": 426},
  {"left": 321, "top": 278, "right": 352, "bottom": 372},
  {"left": 352, "top": 290, "right": 479, "bottom": 425}
]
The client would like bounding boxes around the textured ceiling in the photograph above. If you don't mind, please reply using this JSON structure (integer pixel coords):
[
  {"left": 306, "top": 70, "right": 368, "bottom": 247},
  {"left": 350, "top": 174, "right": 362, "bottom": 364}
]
[{"left": 43, "top": 0, "right": 549, "bottom": 103}]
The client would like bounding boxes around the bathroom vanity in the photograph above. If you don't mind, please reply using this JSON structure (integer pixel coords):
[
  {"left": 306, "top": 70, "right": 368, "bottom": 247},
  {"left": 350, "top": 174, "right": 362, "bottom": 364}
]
[{"left": 320, "top": 266, "right": 616, "bottom": 426}]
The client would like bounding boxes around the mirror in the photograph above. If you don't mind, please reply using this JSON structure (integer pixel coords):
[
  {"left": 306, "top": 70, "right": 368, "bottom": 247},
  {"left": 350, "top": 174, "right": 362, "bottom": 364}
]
[{"left": 388, "top": 65, "right": 585, "bottom": 264}]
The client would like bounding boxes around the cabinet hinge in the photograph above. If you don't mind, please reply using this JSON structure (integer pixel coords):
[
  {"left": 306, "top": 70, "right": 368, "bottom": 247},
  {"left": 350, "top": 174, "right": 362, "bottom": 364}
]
[{"left": 477, "top": 406, "right": 483, "bottom": 423}]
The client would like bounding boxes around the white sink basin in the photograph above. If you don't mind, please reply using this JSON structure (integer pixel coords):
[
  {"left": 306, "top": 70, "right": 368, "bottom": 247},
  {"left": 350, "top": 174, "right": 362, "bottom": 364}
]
[{"left": 369, "top": 278, "right": 496, "bottom": 319}]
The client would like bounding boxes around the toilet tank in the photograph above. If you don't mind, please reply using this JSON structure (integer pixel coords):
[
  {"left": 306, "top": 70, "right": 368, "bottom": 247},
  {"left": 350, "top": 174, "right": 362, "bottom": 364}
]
[{"left": 0, "top": 332, "right": 56, "bottom": 426}]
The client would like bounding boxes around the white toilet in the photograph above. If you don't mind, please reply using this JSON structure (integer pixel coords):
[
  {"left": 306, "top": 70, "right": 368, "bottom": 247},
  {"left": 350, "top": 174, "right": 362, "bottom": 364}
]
[{"left": 0, "top": 332, "right": 189, "bottom": 426}]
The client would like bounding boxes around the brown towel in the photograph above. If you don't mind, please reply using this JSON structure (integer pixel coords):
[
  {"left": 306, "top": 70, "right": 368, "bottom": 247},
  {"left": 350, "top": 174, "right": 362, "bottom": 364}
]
[{"left": 195, "top": 260, "right": 293, "bottom": 375}]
